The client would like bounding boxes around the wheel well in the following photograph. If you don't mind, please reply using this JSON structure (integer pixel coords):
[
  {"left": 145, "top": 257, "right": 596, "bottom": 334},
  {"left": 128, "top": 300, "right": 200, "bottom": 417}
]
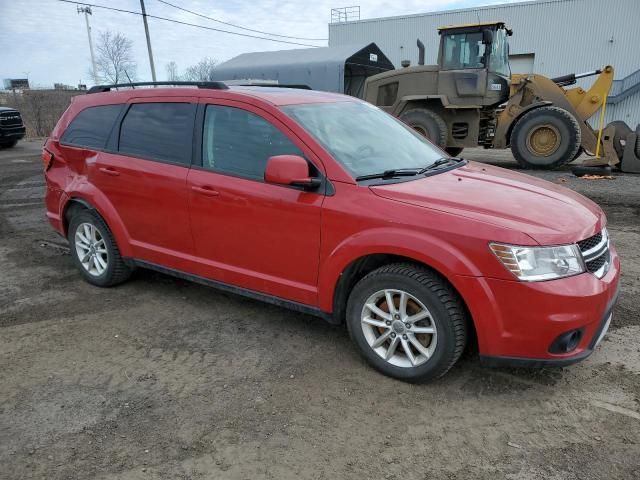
[
  {"left": 331, "top": 254, "right": 477, "bottom": 349},
  {"left": 400, "top": 99, "right": 446, "bottom": 118},
  {"left": 62, "top": 198, "right": 94, "bottom": 235}
]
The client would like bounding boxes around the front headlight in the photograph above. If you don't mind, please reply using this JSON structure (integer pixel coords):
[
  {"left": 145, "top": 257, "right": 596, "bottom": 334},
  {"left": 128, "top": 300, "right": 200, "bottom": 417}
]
[{"left": 490, "top": 243, "right": 585, "bottom": 281}]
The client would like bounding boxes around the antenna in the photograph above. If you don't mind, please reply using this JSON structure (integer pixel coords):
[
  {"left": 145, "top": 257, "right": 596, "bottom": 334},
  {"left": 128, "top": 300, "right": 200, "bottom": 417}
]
[{"left": 124, "top": 70, "right": 135, "bottom": 89}]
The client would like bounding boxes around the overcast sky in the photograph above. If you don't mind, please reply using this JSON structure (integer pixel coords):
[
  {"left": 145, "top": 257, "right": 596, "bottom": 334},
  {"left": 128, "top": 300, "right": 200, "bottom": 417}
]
[{"left": 0, "top": 0, "right": 524, "bottom": 87}]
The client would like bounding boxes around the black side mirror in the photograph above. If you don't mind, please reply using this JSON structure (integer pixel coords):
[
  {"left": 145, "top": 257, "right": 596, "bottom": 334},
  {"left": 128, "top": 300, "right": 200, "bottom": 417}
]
[{"left": 482, "top": 29, "right": 493, "bottom": 45}]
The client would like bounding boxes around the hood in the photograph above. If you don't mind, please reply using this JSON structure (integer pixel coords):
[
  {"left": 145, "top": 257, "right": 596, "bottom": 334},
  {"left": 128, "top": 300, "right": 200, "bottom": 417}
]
[{"left": 370, "top": 161, "right": 605, "bottom": 245}]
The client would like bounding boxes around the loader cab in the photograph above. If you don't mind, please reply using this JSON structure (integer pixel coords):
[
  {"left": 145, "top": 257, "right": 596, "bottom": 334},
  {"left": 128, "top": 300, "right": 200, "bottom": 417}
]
[{"left": 437, "top": 22, "right": 512, "bottom": 107}]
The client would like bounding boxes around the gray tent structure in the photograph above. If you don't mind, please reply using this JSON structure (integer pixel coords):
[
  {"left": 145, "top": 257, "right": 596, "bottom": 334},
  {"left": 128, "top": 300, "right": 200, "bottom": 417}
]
[{"left": 211, "top": 43, "right": 394, "bottom": 98}]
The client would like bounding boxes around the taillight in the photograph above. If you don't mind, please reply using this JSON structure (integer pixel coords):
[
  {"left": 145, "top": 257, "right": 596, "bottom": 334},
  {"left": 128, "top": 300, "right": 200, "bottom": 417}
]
[{"left": 42, "top": 148, "right": 54, "bottom": 171}]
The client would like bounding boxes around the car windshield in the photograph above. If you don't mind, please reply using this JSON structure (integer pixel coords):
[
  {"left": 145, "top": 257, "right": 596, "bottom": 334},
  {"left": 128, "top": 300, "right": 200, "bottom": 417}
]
[{"left": 282, "top": 102, "right": 444, "bottom": 179}]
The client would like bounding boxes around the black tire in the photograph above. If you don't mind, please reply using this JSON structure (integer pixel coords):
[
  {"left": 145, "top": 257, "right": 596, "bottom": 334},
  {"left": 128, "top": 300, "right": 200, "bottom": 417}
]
[
  {"left": 0, "top": 140, "right": 18, "bottom": 148},
  {"left": 573, "top": 146, "right": 584, "bottom": 161},
  {"left": 399, "top": 108, "right": 448, "bottom": 148},
  {"left": 346, "top": 263, "right": 468, "bottom": 383},
  {"left": 635, "top": 124, "right": 640, "bottom": 158},
  {"left": 67, "top": 209, "right": 132, "bottom": 287},
  {"left": 571, "top": 165, "right": 612, "bottom": 177},
  {"left": 510, "top": 106, "right": 581, "bottom": 169},
  {"left": 445, "top": 147, "right": 464, "bottom": 157}
]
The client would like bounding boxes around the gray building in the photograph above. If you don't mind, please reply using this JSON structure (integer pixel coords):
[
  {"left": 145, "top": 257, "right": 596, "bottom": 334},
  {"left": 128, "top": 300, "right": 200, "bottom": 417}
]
[{"left": 328, "top": 0, "right": 640, "bottom": 127}]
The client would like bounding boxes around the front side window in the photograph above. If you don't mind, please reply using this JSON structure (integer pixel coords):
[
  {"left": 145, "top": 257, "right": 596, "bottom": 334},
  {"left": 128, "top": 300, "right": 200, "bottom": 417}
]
[
  {"left": 60, "top": 104, "right": 123, "bottom": 149},
  {"left": 283, "top": 102, "right": 443, "bottom": 179},
  {"left": 202, "top": 105, "right": 302, "bottom": 181},
  {"left": 442, "top": 32, "right": 486, "bottom": 70},
  {"left": 119, "top": 103, "right": 196, "bottom": 165},
  {"left": 489, "top": 28, "right": 511, "bottom": 77}
]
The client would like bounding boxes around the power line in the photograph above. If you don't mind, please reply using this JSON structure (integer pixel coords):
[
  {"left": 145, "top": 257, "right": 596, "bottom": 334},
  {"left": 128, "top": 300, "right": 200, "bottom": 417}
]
[
  {"left": 57, "top": 0, "right": 323, "bottom": 48},
  {"left": 155, "top": 0, "right": 327, "bottom": 42}
]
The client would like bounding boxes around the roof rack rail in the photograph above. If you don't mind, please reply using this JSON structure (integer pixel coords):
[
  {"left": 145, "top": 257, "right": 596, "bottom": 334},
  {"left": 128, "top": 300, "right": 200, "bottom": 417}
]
[{"left": 87, "top": 81, "right": 229, "bottom": 94}]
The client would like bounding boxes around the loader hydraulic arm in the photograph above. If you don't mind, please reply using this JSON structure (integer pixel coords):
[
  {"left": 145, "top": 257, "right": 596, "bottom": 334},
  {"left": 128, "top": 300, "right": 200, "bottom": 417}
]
[
  {"left": 551, "top": 69, "right": 603, "bottom": 87},
  {"left": 562, "top": 65, "right": 614, "bottom": 122}
]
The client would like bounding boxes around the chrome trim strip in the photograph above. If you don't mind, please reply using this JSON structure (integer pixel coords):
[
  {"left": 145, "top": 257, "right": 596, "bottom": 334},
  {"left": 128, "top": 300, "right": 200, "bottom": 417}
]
[{"left": 581, "top": 229, "right": 608, "bottom": 257}]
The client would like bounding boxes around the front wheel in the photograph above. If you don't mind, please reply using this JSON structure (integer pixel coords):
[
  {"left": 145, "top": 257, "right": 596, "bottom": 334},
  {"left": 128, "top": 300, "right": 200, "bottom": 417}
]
[
  {"left": 510, "top": 106, "right": 581, "bottom": 169},
  {"left": 346, "top": 264, "right": 468, "bottom": 382},
  {"left": 0, "top": 140, "right": 18, "bottom": 148}
]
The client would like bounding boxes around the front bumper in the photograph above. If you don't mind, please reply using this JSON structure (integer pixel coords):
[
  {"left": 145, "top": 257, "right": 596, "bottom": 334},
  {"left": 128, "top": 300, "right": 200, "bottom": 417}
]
[
  {"left": 0, "top": 126, "right": 26, "bottom": 140},
  {"left": 454, "top": 244, "right": 621, "bottom": 366}
]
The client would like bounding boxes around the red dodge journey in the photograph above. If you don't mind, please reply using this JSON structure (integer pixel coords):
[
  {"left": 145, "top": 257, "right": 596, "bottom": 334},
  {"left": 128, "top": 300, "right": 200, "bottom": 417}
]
[{"left": 43, "top": 83, "right": 620, "bottom": 382}]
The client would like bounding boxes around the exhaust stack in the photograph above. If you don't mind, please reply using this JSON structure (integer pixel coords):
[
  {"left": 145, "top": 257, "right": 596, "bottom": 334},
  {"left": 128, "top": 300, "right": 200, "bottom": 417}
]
[{"left": 417, "top": 39, "right": 425, "bottom": 66}]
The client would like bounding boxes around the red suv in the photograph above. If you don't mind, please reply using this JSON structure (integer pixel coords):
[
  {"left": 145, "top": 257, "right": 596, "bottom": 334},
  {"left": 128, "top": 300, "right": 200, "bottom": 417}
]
[{"left": 43, "top": 82, "right": 620, "bottom": 382}]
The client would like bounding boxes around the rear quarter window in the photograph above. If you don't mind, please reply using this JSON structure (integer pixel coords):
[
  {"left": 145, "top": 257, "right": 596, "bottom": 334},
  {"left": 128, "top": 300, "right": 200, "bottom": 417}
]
[{"left": 60, "top": 104, "right": 123, "bottom": 149}]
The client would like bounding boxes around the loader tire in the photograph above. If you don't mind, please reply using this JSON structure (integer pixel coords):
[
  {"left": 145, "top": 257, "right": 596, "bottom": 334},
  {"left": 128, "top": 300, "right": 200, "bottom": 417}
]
[
  {"left": 400, "top": 108, "right": 448, "bottom": 148},
  {"left": 445, "top": 147, "right": 464, "bottom": 157},
  {"left": 511, "top": 106, "right": 581, "bottom": 169}
]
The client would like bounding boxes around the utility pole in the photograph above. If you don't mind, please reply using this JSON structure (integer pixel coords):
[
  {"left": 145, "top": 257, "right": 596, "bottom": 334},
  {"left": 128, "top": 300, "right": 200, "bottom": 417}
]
[
  {"left": 78, "top": 6, "right": 98, "bottom": 82},
  {"left": 139, "top": 0, "right": 157, "bottom": 82}
]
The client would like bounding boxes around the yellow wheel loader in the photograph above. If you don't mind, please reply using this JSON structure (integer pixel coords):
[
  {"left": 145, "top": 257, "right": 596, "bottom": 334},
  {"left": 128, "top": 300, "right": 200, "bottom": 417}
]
[{"left": 364, "top": 22, "right": 640, "bottom": 172}]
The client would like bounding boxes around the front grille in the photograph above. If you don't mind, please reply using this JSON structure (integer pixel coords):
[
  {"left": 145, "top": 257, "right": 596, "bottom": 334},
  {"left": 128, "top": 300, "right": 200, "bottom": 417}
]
[
  {"left": 577, "top": 232, "right": 602, "bottom": 252},
  {"left": 577, "top": 229, "right": 610, "bottom": 278},
  {"left": 586, "top": 249, "right": 609, "bottom": 273},
  {"left": 0, "top": 111, "right": 23, "bottom": 126}
]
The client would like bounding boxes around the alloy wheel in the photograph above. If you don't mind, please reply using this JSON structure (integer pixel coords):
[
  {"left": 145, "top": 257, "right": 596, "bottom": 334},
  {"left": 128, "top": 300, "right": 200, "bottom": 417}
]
[
  {"left": 360, "top": 289, "right": 437, "bottom": 368},
  {"left": 74, "top": 222, "right": 109, "bottom": 277}
]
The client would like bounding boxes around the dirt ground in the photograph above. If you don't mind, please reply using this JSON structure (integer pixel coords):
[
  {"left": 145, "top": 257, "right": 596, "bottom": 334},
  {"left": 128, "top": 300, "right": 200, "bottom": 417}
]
[{"left": 1, "top": 140, "right": 639, "bottom": 480}]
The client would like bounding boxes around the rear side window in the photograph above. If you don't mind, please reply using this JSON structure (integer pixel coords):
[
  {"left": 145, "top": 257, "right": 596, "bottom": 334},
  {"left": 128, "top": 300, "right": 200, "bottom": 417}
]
[
  {"left": 119, "top": 103, "right": 196, "bottom": 165},
  {"left": 60, "top": 104, "right": 123, "bottom": 149},
  {"left": 202, "top": 105, "right": 302, "bottom": 180}
]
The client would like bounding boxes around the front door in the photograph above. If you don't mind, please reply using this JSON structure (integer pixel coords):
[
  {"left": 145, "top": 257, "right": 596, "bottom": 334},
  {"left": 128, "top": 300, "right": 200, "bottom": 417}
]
[{"left": 186, "top": 102, "right": 325, "bottom": 305}]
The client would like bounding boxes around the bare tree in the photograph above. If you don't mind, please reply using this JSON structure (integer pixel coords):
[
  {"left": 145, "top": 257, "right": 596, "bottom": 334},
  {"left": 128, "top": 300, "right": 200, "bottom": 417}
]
[
  {"left": 183, "top": 57, "right": 218, "bottom": 82},
  {"left": 93, "top": 30, "right": 137, "bottom": 84},
  {"left": 3, "top": 89, "right": 84, "bottom": 138},
  {"left": 165, "top": 61, "right": 180, "bottom": 81}
]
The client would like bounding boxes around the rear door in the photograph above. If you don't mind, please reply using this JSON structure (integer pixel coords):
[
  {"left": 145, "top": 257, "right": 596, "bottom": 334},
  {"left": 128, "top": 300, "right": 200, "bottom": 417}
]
[
  {"left": 186, "top": 100, "right": 325, "bottom": 305},
  {"left": 91, "top": 98, "right": 197, "bottom": 265}
]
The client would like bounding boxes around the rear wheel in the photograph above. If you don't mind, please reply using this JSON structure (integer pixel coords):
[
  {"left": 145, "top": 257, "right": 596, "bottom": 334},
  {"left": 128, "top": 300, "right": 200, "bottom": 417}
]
[
  {"left": 399, "top": 108, "right": 448, "bottom": 148},
  {"left": 445, "top": 147, "right": 464, "bottom": 157},
  {"left": 68, "top": 210, "right": 132, "bottom": 287},
  {"left": 510, "top": 106, "right": 581, "bottom": 169},
  {"left": 346, "top": 264, "right": 468, "bottom": 382},
  {"left": 635, "top": 124, "right": 640, "bottom": 158}
]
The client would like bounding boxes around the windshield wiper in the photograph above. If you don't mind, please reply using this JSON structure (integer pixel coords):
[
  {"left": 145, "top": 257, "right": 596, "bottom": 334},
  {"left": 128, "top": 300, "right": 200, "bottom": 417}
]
[
  {"left": 417, "top": 157, "right": 463, "bottom": 173},
  {"left": 355, "top": 158, "right": 464, "bottom": 181},
  {"left": 355, "top": 168, "right": 422, "bottom": 181}
]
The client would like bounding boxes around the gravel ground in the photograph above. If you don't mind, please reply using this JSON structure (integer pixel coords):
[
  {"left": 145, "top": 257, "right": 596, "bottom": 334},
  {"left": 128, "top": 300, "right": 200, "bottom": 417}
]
[{"left": 1, "top": 140, "right": 639, "bottom": 480}]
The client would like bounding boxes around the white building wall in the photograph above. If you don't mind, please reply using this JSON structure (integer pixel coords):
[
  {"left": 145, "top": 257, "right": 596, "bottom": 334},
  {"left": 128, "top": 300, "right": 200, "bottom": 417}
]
[{"left": 329, "top": 0, "right": 640, "bottom": 127}]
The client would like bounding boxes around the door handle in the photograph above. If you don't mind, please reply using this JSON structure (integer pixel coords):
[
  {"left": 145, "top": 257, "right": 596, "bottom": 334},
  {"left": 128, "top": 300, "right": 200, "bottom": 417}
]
[
  {"left": 191, "top": 185, "right": 220, "bottom": 197},
  {"left": 99, "top": 167, "right": 120, "bottom": 176}
]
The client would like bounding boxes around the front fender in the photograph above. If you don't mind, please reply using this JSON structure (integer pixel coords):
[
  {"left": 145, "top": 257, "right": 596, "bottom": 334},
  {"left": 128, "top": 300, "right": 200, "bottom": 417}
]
[
  {"left": 317, "top": 227, "right": 482, "bottom": 312},
  {"left": 62, "top": 182, "right": 133, "bottom": 257}
]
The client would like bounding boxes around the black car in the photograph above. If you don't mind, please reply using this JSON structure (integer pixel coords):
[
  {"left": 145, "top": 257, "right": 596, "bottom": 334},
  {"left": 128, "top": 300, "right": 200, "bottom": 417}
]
[{"left": 0, "top": 107, "right": 26, "bottom": 148}]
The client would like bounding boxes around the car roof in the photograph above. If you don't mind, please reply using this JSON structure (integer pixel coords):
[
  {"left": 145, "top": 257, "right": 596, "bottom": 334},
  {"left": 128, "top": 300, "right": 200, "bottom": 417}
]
[{"left": 72, "top": 86, "right": 356, "bottom": 110}]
